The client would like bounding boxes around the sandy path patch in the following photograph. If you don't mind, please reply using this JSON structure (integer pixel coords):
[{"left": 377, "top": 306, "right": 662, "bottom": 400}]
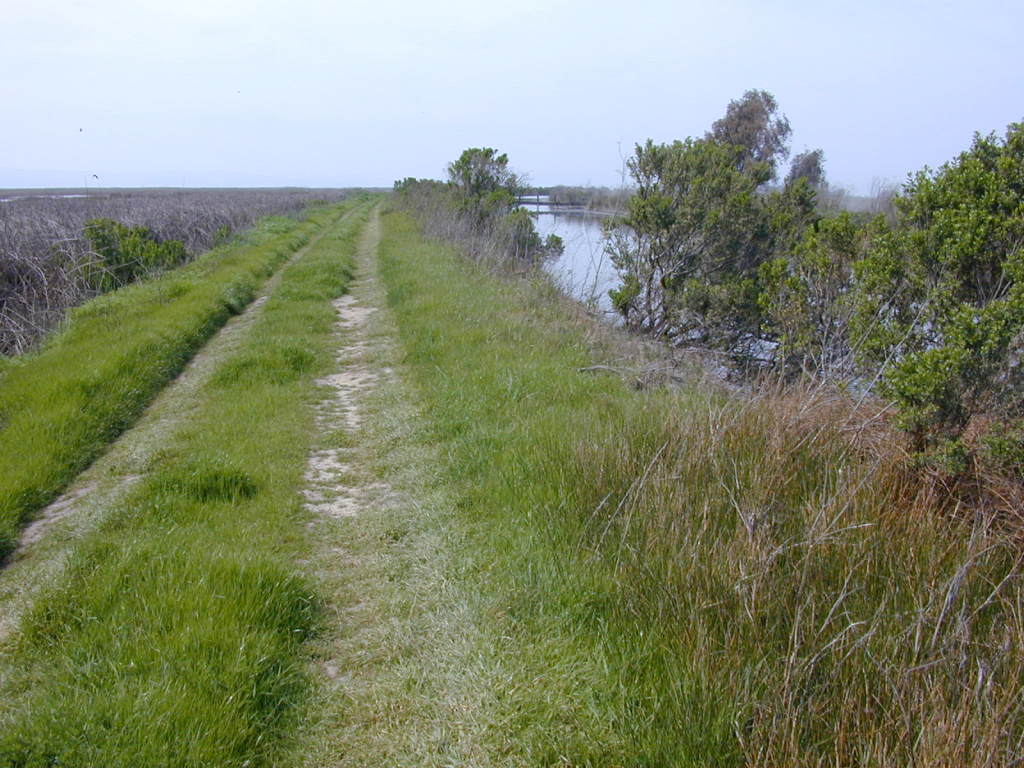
[{"left": 302, "top": 248, "right": 394, "bottom": 520}]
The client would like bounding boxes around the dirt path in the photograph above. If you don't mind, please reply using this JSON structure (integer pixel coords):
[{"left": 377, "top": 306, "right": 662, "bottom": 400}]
[
  {"left": 0, "top": 207, "right": 499, "bottom": 763},
  {"left": 0, "top": 215, "right": 344, "bottom": 645},
  {"left": 296, "top": 210, "right": 494, "bottom": 767}
]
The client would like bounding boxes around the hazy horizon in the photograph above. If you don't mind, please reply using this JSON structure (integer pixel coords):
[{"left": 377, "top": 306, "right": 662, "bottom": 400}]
[{"left": 4, "top": 0, "right": 1022, "bottom": 194}]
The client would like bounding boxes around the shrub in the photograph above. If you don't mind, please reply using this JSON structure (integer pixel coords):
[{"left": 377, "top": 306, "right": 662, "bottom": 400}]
[
  {"left": 758, "top": 211, "right": 877, "bottom": 376},
  {"left": 851, "top": 123, "right": 1024, "bottom": 449},
  {"left": 394, "top": 151, "right": 553, "bottom": 267},
  {"left": 83, "top": 218, "right": 188, "bottom": 291}
]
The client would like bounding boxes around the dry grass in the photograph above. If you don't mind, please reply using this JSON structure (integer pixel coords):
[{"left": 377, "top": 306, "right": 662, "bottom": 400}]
[{"left": 0, "top": 188, "right": 353, "bottom": 354}]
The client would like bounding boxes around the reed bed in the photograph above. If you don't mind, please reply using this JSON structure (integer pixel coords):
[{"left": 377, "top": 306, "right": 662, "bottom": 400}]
[{"left": 0, "top": 188, "right": 352, "bottom": 354}]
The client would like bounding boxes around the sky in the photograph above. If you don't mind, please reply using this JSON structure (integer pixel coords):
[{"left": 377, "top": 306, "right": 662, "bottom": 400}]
[{"left": 2, "top": 0, "right": 1022, "bottom": 193}]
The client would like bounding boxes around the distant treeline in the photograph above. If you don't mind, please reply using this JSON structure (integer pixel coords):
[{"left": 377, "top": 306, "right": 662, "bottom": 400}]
[
  {"left": 523, "top": 185, "right": 632, "bottom": 213},
  {"left": 525, "top": 178, "right": 896, "bottom": 219},
  {"left": 0, "top": 189, "right": 351, "bottom": 355}
]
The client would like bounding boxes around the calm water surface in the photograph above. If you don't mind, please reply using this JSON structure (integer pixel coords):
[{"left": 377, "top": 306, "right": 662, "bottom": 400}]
[{"left": 531, "top": 206, "right": 619, "bottom": 316}]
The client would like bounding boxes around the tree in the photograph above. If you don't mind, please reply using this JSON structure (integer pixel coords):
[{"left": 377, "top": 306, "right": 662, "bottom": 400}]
[
  {"left": 758, "top": 212, "right": 873, "bottom": 376},
  {"left": 850, "top": 122, "right": 1024, "bottom": 450},
  {"left": 607, "top": 91, "right": 830, "bottom": 361},
  {"left": 446, "top": 147, "right": 520, "bottom": 200},
  {"left": 606, "top": 138, "right": 773, "bottom": 340},
  {"left": 785, "top": 149, "right": 826, "bottom": 189},
  {"left": 397, "top": 149, "right": 551, "bottom": 266},
  {"left": 708, "top": 89, "right": 792, "bottom": 177}
]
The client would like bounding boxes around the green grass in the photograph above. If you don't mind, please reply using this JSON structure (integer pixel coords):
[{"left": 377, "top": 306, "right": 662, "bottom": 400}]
[
  {"left": 0, "top": 199, "right": 375, "bottom": 767},
  {"left": 377, "top": 209, "right": 1024, "bottom": 766},
  {"left": 2, "top": 202, "right": 1018, "bottom": 766},
  {"left": 0, "top": 204, "right": 346, "bottom": 559}
]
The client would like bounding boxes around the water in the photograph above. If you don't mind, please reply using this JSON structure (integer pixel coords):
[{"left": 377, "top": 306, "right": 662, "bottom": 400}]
[
  {"left": 529, "top": 203, "right": 620, "bottom": 316},
  {"left": 0, "top": 194, "right": 90, "bottom": 203}
]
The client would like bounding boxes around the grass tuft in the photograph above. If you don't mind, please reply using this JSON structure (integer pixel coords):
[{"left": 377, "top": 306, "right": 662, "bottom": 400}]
[
  {"left": 154, "top": 462, "right": 261, "bottom": 504},
  {"left": 211, "top": 341, "right": 318, "bottom": 387}
]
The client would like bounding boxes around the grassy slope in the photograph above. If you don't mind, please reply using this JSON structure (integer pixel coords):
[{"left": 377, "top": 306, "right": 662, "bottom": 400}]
[
  {"left": 0, "top": 200, "right": 374, "bottom": 767},
  {"left": 0, "top": 203, "right": 344, "bottom": 558},
  {"left": 377, "top": 210, "right": 1023, "bottom": 767}
]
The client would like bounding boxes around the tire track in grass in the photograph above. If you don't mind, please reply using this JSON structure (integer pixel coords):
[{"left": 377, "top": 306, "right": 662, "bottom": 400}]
[
  {"left": 0, "top": 206, "right": 343, "bottom": 559},
  {"left": 295, "top": 208, "right": 497, "bottom": 767},
  {"left": 0, "top": 200, "right": 375, "bottom": 768},
  {"left": 0, "top": 207, "right": 353, "bottom": 647}
]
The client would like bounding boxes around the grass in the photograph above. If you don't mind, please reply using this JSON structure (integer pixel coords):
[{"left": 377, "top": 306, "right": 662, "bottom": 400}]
[
  {"left": 1, "top": 201, "right": 1018, "bottom": 766},
  {"left": 0, "top": 203, "right": 346, "bottom": 559},
  {"left": 0, "top": 198, "right": 375, "bottom": 767},
  {"left": 376, "top": 209, "right": 1024, "bottom": 766},
  {"left": 288, "top": 212, "right": 495, "bottom": 766}
]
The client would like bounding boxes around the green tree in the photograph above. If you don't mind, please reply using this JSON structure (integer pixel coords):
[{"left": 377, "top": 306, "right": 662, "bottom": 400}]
[
  {"left": 608, "top": 89, "right": 815, "bottom": 355},
  {"left": 446, "top": 147, "right": 520, "bottom": 201},
  {"left": 606, "top": 134, "right": 818, "bottom": 355},
  {"left": 606, "top": 137, "right": 771, "bottom": 337},
  {"left": 759, "top": 212, "right": 874, "bottom": 376},
  {"left": 708, "top": 89, "right": 792, "bottom": 177},
  {"left": 397, "top": 149, "right": 550, "bottom": 266},
  {"left": 851, "top": 122, "right": 1024, "bottom": 449},
  {"left": 785, "top": 149, "right": 826, "bottom": 189}
]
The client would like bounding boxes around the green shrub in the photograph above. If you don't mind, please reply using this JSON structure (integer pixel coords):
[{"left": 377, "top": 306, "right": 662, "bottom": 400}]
[
  {"left": 84, "top": 218, "right": 189, "bottom": 291},
  {"left": 758, "top": 211, "right": 876, "bottom": 376},
  {"left": 981, "top": 421, "right": 1024, "bottom": 473},
  {"left": 851, "top": 122, "right": 1024, "bottom": 449}
]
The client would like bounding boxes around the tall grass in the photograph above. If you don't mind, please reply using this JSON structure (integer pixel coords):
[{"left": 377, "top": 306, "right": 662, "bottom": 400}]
[
  {"left": 395, "top": 180, "right": 553, "bottom": 268},
  {"left": 0, "top": 198, "right": 375, "bottom": 767},
  {"left": 0, "top": 203, "right": 344, "bottom": 560},
  {"left": 378, "top": 210, "right": 1024, "bottom": 766}
]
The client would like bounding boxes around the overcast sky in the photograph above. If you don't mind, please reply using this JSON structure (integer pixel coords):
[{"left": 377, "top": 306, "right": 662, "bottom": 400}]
[{"left": 3, "top": 0, "right": 1022, "bottom": 193}]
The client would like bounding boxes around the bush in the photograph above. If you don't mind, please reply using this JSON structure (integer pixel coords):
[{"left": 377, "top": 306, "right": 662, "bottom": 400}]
[
  {"left": 851, "top": 122, "right": 1024, "bottom": 449},
  {"left": 394, "top": 148, "right": 553, "bottom": 267},
  {"left": 603, "top": 93, "right": 820, "bottom": 351},
  {"left": 84, "top": 218, "right": 189, "bottom": 291},
  {"left": 758, "top": 211, "right": 877, "bottom": 376}
]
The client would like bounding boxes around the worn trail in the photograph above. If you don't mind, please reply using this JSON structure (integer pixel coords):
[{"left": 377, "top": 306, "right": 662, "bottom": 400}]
[
  {"left": 0, "top": 206, "right": 499, "bottom": 765},
  {"left": 295, "top": 210, "right": 493, "bottom": 766},
  {"left": 0, "top": 214, "right": 343, "bottom": 645}
]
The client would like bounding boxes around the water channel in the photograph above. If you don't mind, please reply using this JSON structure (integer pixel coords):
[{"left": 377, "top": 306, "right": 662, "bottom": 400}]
[{"left": 525, "top": 197, "right": 620, "bottom": 317}]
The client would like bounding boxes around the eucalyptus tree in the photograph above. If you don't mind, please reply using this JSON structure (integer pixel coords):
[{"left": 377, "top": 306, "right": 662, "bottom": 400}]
[{"left": 708, "top": 89, "right": 792, "bottom": 177}]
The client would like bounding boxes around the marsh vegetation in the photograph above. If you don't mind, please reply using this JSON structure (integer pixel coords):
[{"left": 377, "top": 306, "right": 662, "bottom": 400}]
[{"left": 0, "top": 188, "right": 352, "bottom": 354}]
